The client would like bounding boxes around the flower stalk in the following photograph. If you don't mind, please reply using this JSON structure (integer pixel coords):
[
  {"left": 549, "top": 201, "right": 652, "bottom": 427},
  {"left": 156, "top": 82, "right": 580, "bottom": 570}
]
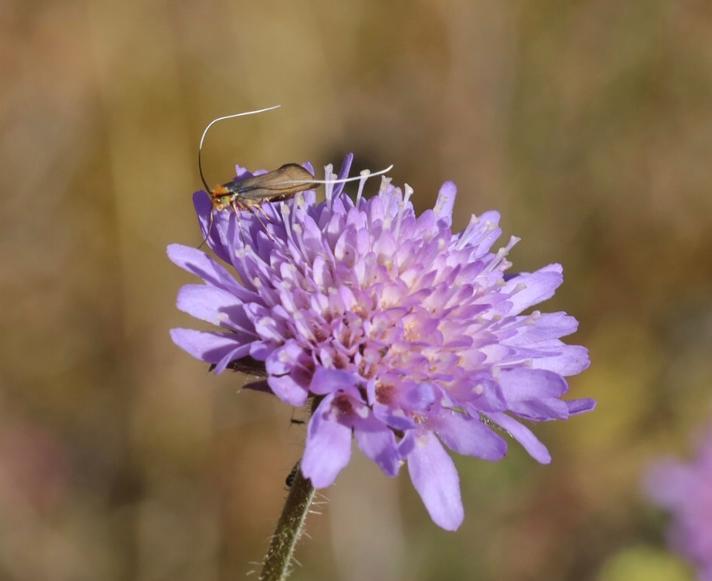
[{"left": 258, "top": 463, "right": 315, "bottom": 581}]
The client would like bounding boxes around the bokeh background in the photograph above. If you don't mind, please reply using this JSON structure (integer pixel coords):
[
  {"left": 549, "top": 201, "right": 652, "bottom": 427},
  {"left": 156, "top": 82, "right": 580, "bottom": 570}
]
[{"left": 2, "top": 1, "right": 711, "bottom": 580}]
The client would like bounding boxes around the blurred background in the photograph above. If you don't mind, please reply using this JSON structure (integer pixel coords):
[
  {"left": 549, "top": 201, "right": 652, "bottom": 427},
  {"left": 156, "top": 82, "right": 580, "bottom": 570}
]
[{"left": 2, "top": 1, "right": 711, "bottom": 580}]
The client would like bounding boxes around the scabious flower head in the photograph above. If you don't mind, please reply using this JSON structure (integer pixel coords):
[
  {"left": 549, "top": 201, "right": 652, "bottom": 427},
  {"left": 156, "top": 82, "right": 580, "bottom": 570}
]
[
  {"left": 645, "top": 430, "right": 712, "bottom": 580},
  {"left": 169, "top": 155, "right": 594, "bottom": 530}
]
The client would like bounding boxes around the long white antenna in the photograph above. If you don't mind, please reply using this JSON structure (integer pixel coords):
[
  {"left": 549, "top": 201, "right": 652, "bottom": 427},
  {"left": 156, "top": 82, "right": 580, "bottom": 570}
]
[
  {"left": 277, "top": 164, "right": 394, "bottom": 186},
  {"left": 198, "top": 105, "right": 281, "bottom": 191}
]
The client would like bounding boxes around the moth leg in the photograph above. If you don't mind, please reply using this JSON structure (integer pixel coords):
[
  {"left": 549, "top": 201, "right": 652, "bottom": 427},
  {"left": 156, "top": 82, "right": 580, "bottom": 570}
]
[
  {"left": 198, "top": 209, "right": 215, "bottom": 249},
  {"left": 254, "top": 201, "right": 273, "bottom": 222},
  {"left": 231, "top": 199, "right": 248, "bottom": 248},
  {"left": 246, "top": 202, "right": 279, "bottom": 244}
]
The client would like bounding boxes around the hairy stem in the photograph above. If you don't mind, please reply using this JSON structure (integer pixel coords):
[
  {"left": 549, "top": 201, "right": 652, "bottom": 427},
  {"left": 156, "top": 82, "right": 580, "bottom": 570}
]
[
  {"left": 258, "top": 462, "right": 316, "bottom": 581},
  {"left": 258, "top": 397, "right": 320, "bottom": 581}
]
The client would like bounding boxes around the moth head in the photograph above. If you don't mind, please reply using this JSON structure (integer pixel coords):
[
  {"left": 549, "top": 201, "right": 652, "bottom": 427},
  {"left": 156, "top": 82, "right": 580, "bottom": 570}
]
[{"left": 209, "top": 185, "right": 233, "bottom": 211}]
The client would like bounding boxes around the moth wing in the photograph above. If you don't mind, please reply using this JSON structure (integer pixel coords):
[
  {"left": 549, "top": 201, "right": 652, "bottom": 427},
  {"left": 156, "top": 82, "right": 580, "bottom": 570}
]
[{"left": 233, "top": 164, "right": 316, "bottom": 200}]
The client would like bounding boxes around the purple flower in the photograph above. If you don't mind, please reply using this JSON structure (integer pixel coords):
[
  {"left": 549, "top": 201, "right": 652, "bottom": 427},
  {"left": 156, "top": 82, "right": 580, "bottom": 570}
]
[
  {"left": 645, "top": 430, "right": 712, "bottom": 581},
  {"left": 169, "top": 155, "right": 594, "bottom": 530}
]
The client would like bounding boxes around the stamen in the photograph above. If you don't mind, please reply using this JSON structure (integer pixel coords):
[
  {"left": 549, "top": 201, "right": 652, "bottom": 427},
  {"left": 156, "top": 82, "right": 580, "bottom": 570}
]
[
  {"left": 323, "top": 163, "right": 336, "bottom": 202},
  {"left": 355, "top": 169, "right": 371, "bottom": 204},
  {"left": 394, "top": 183, "right": 413, "bottom": 241},
  {"left": 483, "top": 236, "right": 520, "bottom": 273}
]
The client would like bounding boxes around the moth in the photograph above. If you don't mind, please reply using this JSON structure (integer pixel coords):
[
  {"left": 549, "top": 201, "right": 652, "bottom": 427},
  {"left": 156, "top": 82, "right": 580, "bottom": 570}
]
[
  {"left": 198, "top": 106, "right": 319, "bottom": 216},
  {"left": 208, "top": 162, "right": 317, "bottom": 213},
  {"left": 197, "top": 105, "right": 393, "bottom": 240}
]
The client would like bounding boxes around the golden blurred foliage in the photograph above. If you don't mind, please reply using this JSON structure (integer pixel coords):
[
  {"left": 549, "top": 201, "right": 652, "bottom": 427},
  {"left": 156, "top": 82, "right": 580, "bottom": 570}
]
[{"left": 1, "top": 1, "right": 711, "bottom": 580}]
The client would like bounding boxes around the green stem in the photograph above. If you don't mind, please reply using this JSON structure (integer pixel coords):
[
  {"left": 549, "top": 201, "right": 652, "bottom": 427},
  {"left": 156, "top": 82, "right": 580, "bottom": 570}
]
[
  {"left": 259, "top": 397, "right": 320, "bottom": 581},
  {"left": 258, "top": 462, "right": 316, "bottom": 581}
]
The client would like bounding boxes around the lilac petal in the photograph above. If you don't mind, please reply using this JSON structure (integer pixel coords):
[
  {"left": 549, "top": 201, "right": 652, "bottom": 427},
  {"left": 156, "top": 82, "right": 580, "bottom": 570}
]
[
  {"left": 479, "top": 210, "right": 501, "bottom": 226},
  {"left": 192, "top": 191, "right": 231, "bottom": 262},
  {"left": 479, "top": 385, "right": 509, "bottom": 412},
  {"left": 567, "top": 398, "right": 596, "bottom": 415},
  {"left": 457, "top": 373, "right": 507, "bottom": 412},
  {"left": 401, "top": 382, "right": 438, "bottom": 411},
  {"left": 506, "top": 312, "right": 579, "bottom": 344},
  {"left": 333, "top": 153, "right": 354, "bottom": 197},
  {"left": 645, "top": 461, "right": 693, "bottom": 508},
  {"left": 234, "top": 164, "right": 252, "bottom": 178},
  {"left": 167, "top": 244, "right": 226, "bottom": 284},
  {"left": 531, "top": 345, "right": 590, "bottom": 376},
  {"left": 498, "top": 368, "right": 568, "bottom": 401},
  {"left": 254, "top": 316, "right": 285, "bottom": 342},
  {"left": 433, "top": 181, "right": 457, "bottom": 226},
  {"left": 265, "top": 340, "right": 303, "bottom": 376},
  {"left": 170, "top": 328, "right": 246, "bottom": 364},
  {"left": 310, "top": 367, "right": 360, "bottom": 396},
  {"left": 485, "top": 412, "right": 551, "bottom": 464},
  {"left": 458, "top": 211, "right": 501, "bottom": 256},
  {"left": 504, "top": 264, "right": 563, "bottom": 314},
  {"left": 249, "top": 340, "right": 273, "bottom": 360},
  {"left": 167, "top": 244, "right": 248, "bottom": 297},
  {"left": 176, "top": 284, "right": 248, "bottom": 328},
  {"left": 192, "top": 190, "right": 214, "bottom": 237},
  {"left": 213, "top": 344, "right": 252, "bottom": 374},
  {"left": 407, "top": 432, "right": 464, "bottom": 531},
  {"left": 398, "top": 431, "right": 416, "bottom": 458},
  {"left": 302, "top": 396, "right": 352, "bottom": 488},
  {"left": 267, "top": 373, "right": 309, "bottom": 406},
  {"left": 509, "top": 398, "right": 570, "bottom": 421},
  {"left": 354, "top": 415, "right": 401, "bottom": 477},
  {"left": 436, "top": 411, "right": 508, "bottom": 460},
  {"left": 373, "top": 403, "right": 416, "bottom": 431}
]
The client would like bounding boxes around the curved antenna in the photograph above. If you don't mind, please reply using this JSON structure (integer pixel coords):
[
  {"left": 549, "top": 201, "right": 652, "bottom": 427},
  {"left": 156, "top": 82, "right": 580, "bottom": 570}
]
[
  {"left": 198, "top": 104, "right": 282, "bottom": 192},
  {"left": 277, "top": 164, "right": 394, "bottom": 186}
]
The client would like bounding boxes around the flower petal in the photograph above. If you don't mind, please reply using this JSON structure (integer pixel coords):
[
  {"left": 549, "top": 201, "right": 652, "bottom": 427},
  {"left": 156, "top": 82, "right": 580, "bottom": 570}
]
[
  {"left": 301, "top": 396, "right": 352, "bottom": 488},
  {"left": 401, "top": 382, "right": 438, "bottom": 411},
  {"left": 433, "top": 181, "right": 457, "bottom": 225},
  {"left": 531, "top": 345, "right": 590, "bottom": 376},
  {"left": 645, "top": 461, "right": 693, "bottom": 508},
  {"left": 176, "top": 284, "right": 252, "bottom": 332},
  {"left": 498, "top": 368, "right": 568, "bottom": 401},
  {"left": 504, "top": 264, "right": 563, "bottom": 314},
  {"left": 567, "top": 398, "right": 596, "bottom": 415},
  {"left": 436, "top": 411, "right": 508, "bottom": 461},
  {"left": 407, "top": 432, "right": 464, "bottom": 531},
  {"left": 333, "top": 153, "right": 354, "bottom": 197},
  {"left": 310, "top": 368, "right": 360, "bottom": 396},
  {"left": 167, "top": 244, "right": 254, "bottom": 300},
  {"left": 267, "top": 373, "right": 309, "bottom": 406},
  {"left": 213, "top": 344, "right": 252, "bottom": 374},
  {"left": 170, "top": 328, "right": 247, "bottom": 364},
  {"left": 485, "top": 412, "right": 551, "bottom": 464},
  {"left": 193, "top": 191, "right": 233, "bottom": 263},
  {"left": 505, "top": 312, "right": 579, "bottom": 345},
  {"left": 354, "top": 414, "right": 401, "bottom": 477},
  {"left": 509, "top": 398, "right": 570, "bottom": 421},
  {"left": 265, "top": 340, "right": 303, "bottom": 376},
  {"left": 458, "top": 211, "right": 501, "bottom": 256},
  {"left": 372, "top": 403, "right": 416, "bottom": 431}
]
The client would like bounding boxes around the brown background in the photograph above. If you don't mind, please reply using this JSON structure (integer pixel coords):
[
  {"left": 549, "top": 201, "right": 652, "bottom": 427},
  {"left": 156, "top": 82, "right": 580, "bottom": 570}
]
[{"left": 1, "top": 1, "right": 711, "bottom": 580}]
